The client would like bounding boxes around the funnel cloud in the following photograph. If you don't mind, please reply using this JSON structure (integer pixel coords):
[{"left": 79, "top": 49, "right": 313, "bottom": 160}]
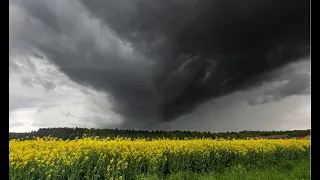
[{"left": 9, "top": 0, "right": 310, "bottom": 131}]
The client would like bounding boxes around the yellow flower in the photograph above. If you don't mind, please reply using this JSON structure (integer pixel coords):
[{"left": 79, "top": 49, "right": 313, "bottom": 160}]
[{"left": 9, "top": 136, "right": 310, "bottom": 176}]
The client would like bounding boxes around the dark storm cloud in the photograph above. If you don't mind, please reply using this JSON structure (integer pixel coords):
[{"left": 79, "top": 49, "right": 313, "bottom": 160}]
[
  {"left": 10, "top": 0, "right": 310, "bottom": 126},
  {"left": 248, "top": 59, "right": 310, "bottom": 105}
]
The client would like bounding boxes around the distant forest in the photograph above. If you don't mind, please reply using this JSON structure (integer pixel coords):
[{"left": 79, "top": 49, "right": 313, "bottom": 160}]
[{"left": 9, "top": 128, "right": 310, "bottom": 140}]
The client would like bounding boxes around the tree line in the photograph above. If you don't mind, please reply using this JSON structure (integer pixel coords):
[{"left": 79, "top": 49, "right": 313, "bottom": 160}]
[{"left": 9, "top": 127, "right": 310, "bottom": 140}]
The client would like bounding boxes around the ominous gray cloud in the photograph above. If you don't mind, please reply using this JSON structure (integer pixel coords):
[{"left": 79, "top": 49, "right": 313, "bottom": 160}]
[
  {"left": 9, "top": 56, "right": 123, "bottom": 132},
  {"left": 248, "top": 60, "right": 310, "bottom": 105},
  {"left": 10, "top": 0, "right": 310, "bottom": 130},
  {"left": 152, "top": 59, "right": 310, "bottom": 132}
]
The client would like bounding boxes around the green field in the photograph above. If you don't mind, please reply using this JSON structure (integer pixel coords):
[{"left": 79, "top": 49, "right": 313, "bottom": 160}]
[{"left": 140, "top": 157, "right": 310, "bottom": 180}]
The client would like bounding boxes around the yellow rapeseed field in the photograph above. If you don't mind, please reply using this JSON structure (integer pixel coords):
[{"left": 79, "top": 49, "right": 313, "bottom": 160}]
[{"left": 9, "top": 137, "right": 310, "bottom": 180}]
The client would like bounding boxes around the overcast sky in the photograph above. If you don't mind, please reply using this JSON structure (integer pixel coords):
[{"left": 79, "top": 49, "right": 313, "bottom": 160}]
[
  {"left": 154, "top": 59, "right": 311, "bottom": 132},
  {"left": 9, "top": 0, "right": 310, "bottom": 132},
  {"left": 9, "top": 55, "right": 310, "bottom": 132}
]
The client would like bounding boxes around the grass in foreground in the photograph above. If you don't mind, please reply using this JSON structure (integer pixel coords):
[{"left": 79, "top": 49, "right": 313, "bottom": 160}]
[{"left": 140, "top": 157, "right": 310, "bottom": 180}]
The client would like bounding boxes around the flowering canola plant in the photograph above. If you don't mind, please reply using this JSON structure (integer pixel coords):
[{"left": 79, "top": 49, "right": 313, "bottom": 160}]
[{"left": 9, "top": 137, "right": 310, "bottom": 180}]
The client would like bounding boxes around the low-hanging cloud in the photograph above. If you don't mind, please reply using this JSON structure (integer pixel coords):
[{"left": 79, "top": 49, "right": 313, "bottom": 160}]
[
  {"left": 152, "top": 59, "right": 310, "bottom": 132},
  {"left": 9, "top": 0, "right": 310, "bottom": 129}
]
